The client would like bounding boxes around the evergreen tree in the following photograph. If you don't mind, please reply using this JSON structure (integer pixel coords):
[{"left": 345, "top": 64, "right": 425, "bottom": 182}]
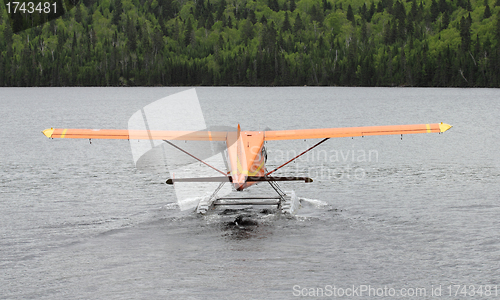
[
  {"left": 384, "top": 20, "right": 395, "bottom": 44},
  {"left": 368, "top": 2, "right": 376, "bottom": 22},
  {"left": 360, "top": 19, "right": 368, "bottom": 43},
  {"left": 249, "top": 10, "right": 257, "bottom": 24},
  {"left": 217, "top": 0, "right": 226, "bottom": 20},
  {"left": 385, "top": 0, "right": 394, "bottom": 14},
  {"left": 407, "top": 19, "right": 414, "bottom": 36},
  {"left": 323, "top": 0, "right": 332, "bottom": 10},
  {"left": 4, "top": 21, "right": 13, "bottom": 46},
  {"left": 269, "top": 0, "right": 280, "bottom": 12},
  {"left": 496, "top": 12, "right": 500, "bottom": 43},
  {"left": 195, "top": 0, "right": 205, "bottom": 18},
  {"left": 466, "top": 0, "right": 472, "bottom": 11},
  {"left": 438, "top": 0, "right": 448, "bottom": 13},
  {"left": 460, "top": 16, "right": 471, "bottom": 52},
  {"left": 261, "top": 15, "right": 267, "bottom": 24},
  {"left": 241, "top": 19, "right": 253, "bottom": 44},
  {"left": 394, "top": 0, "right": 406, "bottom": 21},
  {"left": 205, "top": 12, "right": 214, "bottom": 28},
  {"left": 474, "top": 34, "right": 481, "bottom": 56},
  {"left": 442, "top": 11, "right": 450, "bottom": 29},
  {"left": 293, "top": 13, "right": 303, "bottom": 32},
  {"left": 430, "top": 0, "right": 439, "bottom": 22},
  {"left": 127, "top": 18, "right": 137, "bottom": 52},
  {"left": 484, "top": 0, "right": 492, "bottom": 19},
  {"left": 311, "top": 5, "right": 323, "bottom": 23},
  {"left": 75, "top": 4, "right": 83, "bottom": 24},
  {"left": 71, "top": 32, "right": 77, "bottom": 49},
  {"left": 410, "top": 0, "right": 418, "bottom": 20},
  {"left": 112, "top": 0, "right": 122, "bottom": 25},
  {"left": 282, "top": 12, "right": 291, "bottom": 32},
  {"left": 360, "top": 3, "right": 368, "bottom": 20},
  {"left": 184, "top": 17, "right": 193, "bottom": 46},
  {"left": 347, "top": 4, "right": 355, "bottom": 23},
  {"left": 377, "top": 1, "right": 384, "bottom": 13}
]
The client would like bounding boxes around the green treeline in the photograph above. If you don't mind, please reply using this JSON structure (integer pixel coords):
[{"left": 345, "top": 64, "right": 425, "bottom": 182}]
[{"left": 1, "top": 0, "right": 500, "bottom": 86}]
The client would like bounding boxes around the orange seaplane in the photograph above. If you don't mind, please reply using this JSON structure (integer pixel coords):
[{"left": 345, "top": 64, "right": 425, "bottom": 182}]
[{"left": 42, "top": 122, "right": 452, "bottom": 214}]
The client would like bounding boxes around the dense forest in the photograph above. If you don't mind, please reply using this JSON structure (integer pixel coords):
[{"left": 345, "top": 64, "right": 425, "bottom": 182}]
[{"left": 1, "top": 0, "right": 499, "bottom": 86}]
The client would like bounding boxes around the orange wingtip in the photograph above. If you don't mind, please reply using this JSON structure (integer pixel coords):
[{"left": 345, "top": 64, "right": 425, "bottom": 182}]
[
  {"left": 439, "top": 123, "right": 452, "bottom": 132},
  {"left": 42, "top": 128, "right": 54, "bottom": 138}
]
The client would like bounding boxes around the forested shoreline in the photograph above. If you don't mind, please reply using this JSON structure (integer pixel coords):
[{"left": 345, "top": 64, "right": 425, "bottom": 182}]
[{"left": 1, "top": 0, "right": 500, "bottom": 86}]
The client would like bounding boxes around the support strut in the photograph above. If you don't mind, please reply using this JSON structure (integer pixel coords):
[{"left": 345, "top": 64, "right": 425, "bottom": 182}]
[
  {"left": 266, "top": 138, "right": 330, "bottom": 176},
  {"left": 163, "top": 140, "right": 227, "bottom": 176}
]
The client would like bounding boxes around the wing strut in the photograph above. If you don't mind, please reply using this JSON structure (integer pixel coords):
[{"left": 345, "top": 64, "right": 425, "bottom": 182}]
[
  {"left": 163, "top": 140, "right": 228, "bottom": 176},
  {"left": 266, "top": 138, "right": 330, "bottom": 176}
]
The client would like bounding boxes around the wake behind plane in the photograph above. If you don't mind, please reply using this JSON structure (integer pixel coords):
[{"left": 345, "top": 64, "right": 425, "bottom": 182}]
[{"left": 42, "top": 122, "right": 452, "bottom": 214}]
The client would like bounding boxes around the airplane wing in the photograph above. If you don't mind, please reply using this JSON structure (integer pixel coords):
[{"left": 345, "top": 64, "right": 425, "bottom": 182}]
[
  {"left": 264, "top": 123, "right": 452, "bottom": 141},
  {"left": 42, "top": 123, "right": 452, "bottom": 141},
  {"left": 41, "top": 128, "right": 228, "bottom": 141}
]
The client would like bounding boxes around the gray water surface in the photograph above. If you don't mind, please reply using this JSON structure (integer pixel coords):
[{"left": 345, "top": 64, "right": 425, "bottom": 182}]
[{"left": 1, "top": 87, "right": 499, "bottom": 299}]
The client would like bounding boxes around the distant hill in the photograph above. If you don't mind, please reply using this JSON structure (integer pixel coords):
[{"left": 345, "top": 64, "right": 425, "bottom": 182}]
[{"left": 1, "top": 0, "right": 499, "bottom": 86}]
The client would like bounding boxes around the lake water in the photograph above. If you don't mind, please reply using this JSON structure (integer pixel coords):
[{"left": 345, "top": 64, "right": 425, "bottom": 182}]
[{"left": 1, "top": 87, "right": 499, "bottom": 299}]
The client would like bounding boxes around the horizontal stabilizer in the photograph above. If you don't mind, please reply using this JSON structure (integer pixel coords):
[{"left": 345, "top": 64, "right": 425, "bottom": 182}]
[
  {"left": 166, "top": 176, "right": 231, "bottom": 184},
  {"left": 246, "top": 176, "right": 313, "bottom": 183},
  {"left": 166, "top": 176, "right": 313, "bottom": 184}
]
